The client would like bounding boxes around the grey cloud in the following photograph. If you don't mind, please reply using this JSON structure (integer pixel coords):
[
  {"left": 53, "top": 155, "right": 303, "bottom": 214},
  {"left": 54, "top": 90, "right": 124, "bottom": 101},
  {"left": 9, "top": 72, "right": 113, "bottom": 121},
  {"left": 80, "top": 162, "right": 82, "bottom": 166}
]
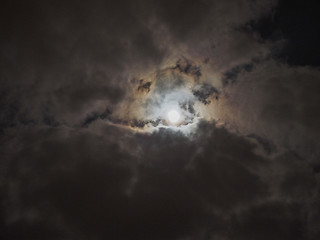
[
  {"left": 219, "top": 60, "right": 320, "bottom": 165},
  {"left": 1, "top": 0, "right": 320, "bottom": 239},
  {"left": 1, "top": 0, "right": 166, "bottom": 127},
  {"left": 246, "top": 133, "right": 277, "bottom": 155},
  {"left": 0, "top": 0, "right": 276, "bottom": 129},
  {"left": 2, "top": 121, "right": 318, "bottom": 240}
]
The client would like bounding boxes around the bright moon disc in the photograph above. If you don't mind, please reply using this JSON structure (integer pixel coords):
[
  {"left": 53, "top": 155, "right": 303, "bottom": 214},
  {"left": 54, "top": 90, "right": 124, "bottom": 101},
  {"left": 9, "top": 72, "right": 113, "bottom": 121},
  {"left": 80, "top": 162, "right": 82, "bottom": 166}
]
[{"left": 168, "top": 110, "right": 180, "bottom": 123}]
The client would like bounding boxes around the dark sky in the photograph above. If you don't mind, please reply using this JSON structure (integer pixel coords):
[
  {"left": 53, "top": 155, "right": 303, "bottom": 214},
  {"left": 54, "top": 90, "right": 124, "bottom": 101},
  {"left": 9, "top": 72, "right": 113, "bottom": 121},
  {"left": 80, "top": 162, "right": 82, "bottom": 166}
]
[{"left": 1, "top": 0, "right": 320, "bottom": 239}]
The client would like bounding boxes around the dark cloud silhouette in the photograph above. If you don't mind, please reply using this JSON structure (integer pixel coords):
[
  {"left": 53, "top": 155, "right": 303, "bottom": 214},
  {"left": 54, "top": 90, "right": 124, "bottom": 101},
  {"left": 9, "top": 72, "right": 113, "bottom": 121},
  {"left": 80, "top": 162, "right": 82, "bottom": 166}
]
[
  {"left": 173, "top": 59, "right": 202, "bottom": 80},
  {"left": 192, "top": 83, "right": 218, "bottom": 105},
  {"left": 137, "top": 80, "right": 152, "bottom": 93}
]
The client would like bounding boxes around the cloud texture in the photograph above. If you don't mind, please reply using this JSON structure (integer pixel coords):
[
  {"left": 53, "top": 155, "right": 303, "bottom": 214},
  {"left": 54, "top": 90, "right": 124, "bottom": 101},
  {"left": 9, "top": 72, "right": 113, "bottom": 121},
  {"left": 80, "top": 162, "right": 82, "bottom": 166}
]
[{"left": 1, "top": 0, "right": 320, "bottom": 239}]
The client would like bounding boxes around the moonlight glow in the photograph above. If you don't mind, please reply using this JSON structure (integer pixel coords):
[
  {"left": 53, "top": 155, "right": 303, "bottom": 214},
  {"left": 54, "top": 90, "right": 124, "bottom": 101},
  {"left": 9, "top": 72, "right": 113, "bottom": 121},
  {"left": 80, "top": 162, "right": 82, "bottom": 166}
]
[{"left": 168, "top": 110, "right": 180, "bottom": 123}]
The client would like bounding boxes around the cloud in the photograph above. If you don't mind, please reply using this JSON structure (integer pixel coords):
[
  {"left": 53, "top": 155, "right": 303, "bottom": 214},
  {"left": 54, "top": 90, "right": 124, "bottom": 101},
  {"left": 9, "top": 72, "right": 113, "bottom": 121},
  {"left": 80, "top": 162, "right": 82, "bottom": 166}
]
[
  {"left": 1, "top": 121, "right": 319, "bottom": 240},
  {"left": 1, "top": 0, "right": 320, "bottom": 239},
  {"left": 0, "top": 123, "right": 257, "bottom": 239},
  {"left": 216, "top": 60, "right": 320, "bottom": 165}
]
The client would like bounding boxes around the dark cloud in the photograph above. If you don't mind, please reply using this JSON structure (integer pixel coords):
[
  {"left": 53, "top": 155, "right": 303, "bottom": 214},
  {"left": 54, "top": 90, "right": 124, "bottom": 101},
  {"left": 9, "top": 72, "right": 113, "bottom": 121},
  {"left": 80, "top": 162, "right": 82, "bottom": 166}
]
[
  {"left": 192, "top": 83, "right": 219, "bottom": 105},
  {"left": 0, "top": 123, "right": 257, "bottom": 239},
  {"left": 1, "top": 121, "right": 319, "bottom": 239},
  {"left": 220, "top": 61, "right": 320, "bottom": 166},
  {"left": 0, "top": 0, "right": 165, "bottom": 127},
  {"left": 222, "top": 62, "right": 255, "bottom": 86},
  {"left": 1, "top": 0, "right": 320, "bottom": 239},
  {"left": 229, "top": 201, "right": 305, "bottom": 240},
  {"left": 246, "top": 133, "right": 277, "bottom": 155},
  {"left": 173, "top": 59, "right": 202, "bottom": 80},
  {"left": 137, "top": 80, "right": 152, "bottom": 93}
]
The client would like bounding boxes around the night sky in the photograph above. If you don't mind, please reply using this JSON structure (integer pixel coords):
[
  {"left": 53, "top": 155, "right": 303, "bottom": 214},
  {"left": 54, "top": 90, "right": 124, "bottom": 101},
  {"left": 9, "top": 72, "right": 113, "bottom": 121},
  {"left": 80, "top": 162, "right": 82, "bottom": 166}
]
[{"left": 1, "top": 0, "right": 320, "bottom": 239}]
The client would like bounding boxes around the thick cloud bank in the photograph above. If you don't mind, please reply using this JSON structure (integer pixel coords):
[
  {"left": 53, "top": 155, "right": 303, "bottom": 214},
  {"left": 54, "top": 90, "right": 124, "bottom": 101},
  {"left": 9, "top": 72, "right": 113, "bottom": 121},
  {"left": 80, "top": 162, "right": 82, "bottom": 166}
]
[{"left": 1, "top": 0, "right": 320, "bottom": 239}]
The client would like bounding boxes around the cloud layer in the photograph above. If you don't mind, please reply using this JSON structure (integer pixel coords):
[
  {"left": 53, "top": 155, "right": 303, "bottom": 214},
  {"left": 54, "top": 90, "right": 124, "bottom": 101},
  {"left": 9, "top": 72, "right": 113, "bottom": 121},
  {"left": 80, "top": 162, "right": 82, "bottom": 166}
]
[{"left": 1, "top": 0, "right": 320, "bottom": 239}]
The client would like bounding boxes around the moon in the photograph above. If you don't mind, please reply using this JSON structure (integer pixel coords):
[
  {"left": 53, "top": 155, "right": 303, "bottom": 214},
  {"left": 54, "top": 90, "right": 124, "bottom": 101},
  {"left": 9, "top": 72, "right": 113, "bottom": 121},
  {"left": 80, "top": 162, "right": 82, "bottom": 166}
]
[{"left": 168, "top": 110, "right": 180, "bottom": 124}]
